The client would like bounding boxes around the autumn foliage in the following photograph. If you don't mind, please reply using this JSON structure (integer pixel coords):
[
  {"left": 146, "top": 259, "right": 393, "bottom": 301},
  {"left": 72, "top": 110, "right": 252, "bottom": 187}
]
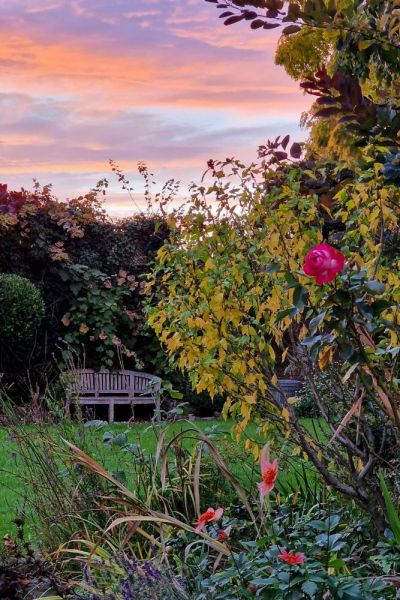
[{"left": 0, "top": 182, "right": 169, "bottom": 376}]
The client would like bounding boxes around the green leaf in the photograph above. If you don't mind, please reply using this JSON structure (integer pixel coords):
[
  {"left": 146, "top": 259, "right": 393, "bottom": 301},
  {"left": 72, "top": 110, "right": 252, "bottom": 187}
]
[
  {"left": 365, "top": 280, "right": 386, "bottom": 295},
  {"left": 114, "top": 433, "right": 128, "bottom": 447},
  {"left": 379, "top": 471, "right": 400, "bottom": 543},
  {"left": 293, "top": 285, "right": 308, "bottom": 310},
  {"left": 302, "top": 580, "right": 318, "bottom": 597},
  {"left": 301, "top": 335, "right": 322, "bottom": 347},
  {"left": 358, "top": 39, "right": 375, "bottom": 51},
  {"left": 265, "top": 261, "right": 280, "bottom": 274},
  {"left": 84, "top": 420, "right": 107, "bottom": 429},
  {"left": 309, "top": 311, "right": 327, "bottom": 335}
]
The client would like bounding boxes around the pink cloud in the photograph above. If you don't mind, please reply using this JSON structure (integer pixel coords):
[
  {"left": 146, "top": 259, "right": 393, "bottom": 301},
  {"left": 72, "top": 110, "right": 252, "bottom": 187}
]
[{"left": 0, "top": 0, "right": 312, "bottom": 213}]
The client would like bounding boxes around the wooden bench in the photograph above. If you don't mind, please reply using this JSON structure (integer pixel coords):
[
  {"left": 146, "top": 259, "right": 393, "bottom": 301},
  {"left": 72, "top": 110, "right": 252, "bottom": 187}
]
[{"left": 63, "top": 369, "right": 161, "bottom": 422}]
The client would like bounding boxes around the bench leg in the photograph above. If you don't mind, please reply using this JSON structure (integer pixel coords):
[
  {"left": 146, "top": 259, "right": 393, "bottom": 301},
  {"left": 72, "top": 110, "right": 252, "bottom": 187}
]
[
  {"left": 108, "top": 401, "right": 115, "bottom": 423},
  {"left": 155, "top": 398, "right": 161, "bottom": 424}
]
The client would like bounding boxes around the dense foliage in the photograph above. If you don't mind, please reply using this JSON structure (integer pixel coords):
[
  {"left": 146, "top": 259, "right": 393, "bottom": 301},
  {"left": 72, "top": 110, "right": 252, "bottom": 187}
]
[
  {"left": 1, "top": 1, "right": 400, "bottom": 598},
  {"left": 0, "top": 181, "right": 169, "bottom": 378},
  {"left": 143, "top": 0, "right": 400, "bottom": 532}
]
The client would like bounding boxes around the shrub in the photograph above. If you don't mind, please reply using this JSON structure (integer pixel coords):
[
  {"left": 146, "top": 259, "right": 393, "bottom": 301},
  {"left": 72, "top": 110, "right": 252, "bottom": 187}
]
[
  {"left": 295, "top": 366, "right": 354, "bottom": 418},
  {"left": 197, "top": 510, "right": 390, "bottom": 599},
  {"left": 0, "top": 181, "right": 173, "bottom": 390},
  {"left": 57, "top": 431, "right": 397, "bottom": 600},
  {"left": 0, "top": 274, "right": 44, "bottom": 346}
]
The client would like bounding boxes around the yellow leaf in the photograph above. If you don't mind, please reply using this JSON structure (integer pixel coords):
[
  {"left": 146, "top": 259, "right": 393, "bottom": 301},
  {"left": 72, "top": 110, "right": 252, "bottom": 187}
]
[
  {"left": 240, "top": 401, "right": 251, "bottom": 421},
  {"left": 166, "top": 333, "right": 182, "bottom": 352},
  {"left": 244, "top": 394, "right": 257, "bottom": 405},
  {"left": 204, "top": 257, "right": 214, "bottom": 271},
  {"left": 318, "top": 345, "right": 333, "bottom": 370},
  {"left": 281, "top": 407, "right": 290, "bottom": 422},
  {"left": 245, "top": 374, "right": 257, "bottom": 385}
]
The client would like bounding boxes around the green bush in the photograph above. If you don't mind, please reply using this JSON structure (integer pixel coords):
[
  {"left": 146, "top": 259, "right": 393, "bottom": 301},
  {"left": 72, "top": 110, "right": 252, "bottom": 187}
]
[{"left": 0, "top": 274, "right": 44, "bottom": 346}]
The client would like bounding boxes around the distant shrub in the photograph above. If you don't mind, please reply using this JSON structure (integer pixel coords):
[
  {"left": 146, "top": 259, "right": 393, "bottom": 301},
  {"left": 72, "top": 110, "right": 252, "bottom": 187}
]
[
  {"left": 295, "top": 366, "right": 354, "bottom": 418},
  {"left": 0, "top": 274, "right": 44, "bottom": 346}
]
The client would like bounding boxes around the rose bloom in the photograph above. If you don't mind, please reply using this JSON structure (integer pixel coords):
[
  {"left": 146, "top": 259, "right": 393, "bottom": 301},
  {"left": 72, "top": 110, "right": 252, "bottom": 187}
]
[
  {"left": 257, "top": 459, "right": 278, "bottom": 500},
  {"left": 278, "top": 548, "right": 306, "bottom": 565},
  {"left": 195, "top": 507, "right": 224, "bottom": 533},
  {"left": 303, "top": 243, "right": 345, "bottom": 285}
]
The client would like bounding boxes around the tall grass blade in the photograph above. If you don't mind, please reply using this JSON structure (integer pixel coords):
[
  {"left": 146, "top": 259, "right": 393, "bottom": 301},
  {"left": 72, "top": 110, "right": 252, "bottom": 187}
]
[{"left": 379, "top": 470, "right": 400, "bottom": 543}]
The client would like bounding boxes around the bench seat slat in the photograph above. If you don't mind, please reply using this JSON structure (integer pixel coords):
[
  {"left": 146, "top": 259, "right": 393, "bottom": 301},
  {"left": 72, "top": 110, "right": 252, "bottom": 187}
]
[{"left": 64, "top": 369, "right": 161, "bottom": 422}]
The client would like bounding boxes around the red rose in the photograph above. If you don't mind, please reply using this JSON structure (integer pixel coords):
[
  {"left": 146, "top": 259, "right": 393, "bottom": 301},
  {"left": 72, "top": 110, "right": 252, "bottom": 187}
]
[{"left": 303, "top": 243, "right": 345, "bottom": 285}]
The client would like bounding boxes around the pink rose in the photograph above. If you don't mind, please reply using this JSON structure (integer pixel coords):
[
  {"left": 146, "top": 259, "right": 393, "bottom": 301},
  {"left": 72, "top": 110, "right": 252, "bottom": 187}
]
[{"left": 303, "top": 243, "right": 345, "bottom": 285}]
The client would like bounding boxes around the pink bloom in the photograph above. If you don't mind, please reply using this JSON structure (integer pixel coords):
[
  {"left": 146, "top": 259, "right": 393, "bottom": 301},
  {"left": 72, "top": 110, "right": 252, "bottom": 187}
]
[
  {"left": 217, "top": 526, "right": 231, "bottom": 542},
  {"left": 278, "top": 548, "right": 306, "bottom": 565},
  {"left": 257, "top": 459, "right": 278, "bottom": 499},
  {"left": 195, "top": 507, "right": 224, "bottom": 533},
  {"left": 303, "top": 243, "right": 345, "bottom": 285}
]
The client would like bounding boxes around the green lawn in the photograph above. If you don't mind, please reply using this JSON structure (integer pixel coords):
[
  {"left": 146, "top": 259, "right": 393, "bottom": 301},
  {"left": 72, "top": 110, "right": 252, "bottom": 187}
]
[
  {"left": 0, "top": 419, "right": 239, "bottom": 541},
  {"left": 0, "top": 418, "right": 324, "bottom": 543}
]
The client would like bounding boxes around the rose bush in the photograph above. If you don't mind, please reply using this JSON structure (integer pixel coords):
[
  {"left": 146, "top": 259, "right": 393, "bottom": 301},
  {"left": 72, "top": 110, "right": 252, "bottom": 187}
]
[{"left": 147, "top": 149, "right": 400, "bottom": 530}]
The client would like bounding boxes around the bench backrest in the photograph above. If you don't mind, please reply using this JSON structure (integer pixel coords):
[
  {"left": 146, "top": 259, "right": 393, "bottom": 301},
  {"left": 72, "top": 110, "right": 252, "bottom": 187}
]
[
  {"left": 119, "top": 370, "right": 161, "bottom": 394},
  {"left": 64, "top": 369, "right": 161, "bottom": 397}
]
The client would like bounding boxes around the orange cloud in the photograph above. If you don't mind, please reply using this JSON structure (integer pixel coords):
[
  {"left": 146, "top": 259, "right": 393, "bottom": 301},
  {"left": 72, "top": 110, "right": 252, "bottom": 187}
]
[{"left": 0, "top": 0, "right": 312, "bottom": 211}]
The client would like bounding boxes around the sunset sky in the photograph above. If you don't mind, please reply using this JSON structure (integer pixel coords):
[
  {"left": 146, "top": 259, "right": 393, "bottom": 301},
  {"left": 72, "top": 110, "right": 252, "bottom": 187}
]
[{"left": 0, "top": 0, "right": 312, "bottom": 215}]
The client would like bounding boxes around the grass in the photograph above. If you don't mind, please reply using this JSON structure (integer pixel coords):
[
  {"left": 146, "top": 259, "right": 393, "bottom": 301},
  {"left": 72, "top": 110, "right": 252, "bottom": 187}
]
[
  {"left": 0, "top": 417, "right": 324, "bottom": 543},
  {"left": 0, "top": 419, "right": 238, "bottom": 541}
]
